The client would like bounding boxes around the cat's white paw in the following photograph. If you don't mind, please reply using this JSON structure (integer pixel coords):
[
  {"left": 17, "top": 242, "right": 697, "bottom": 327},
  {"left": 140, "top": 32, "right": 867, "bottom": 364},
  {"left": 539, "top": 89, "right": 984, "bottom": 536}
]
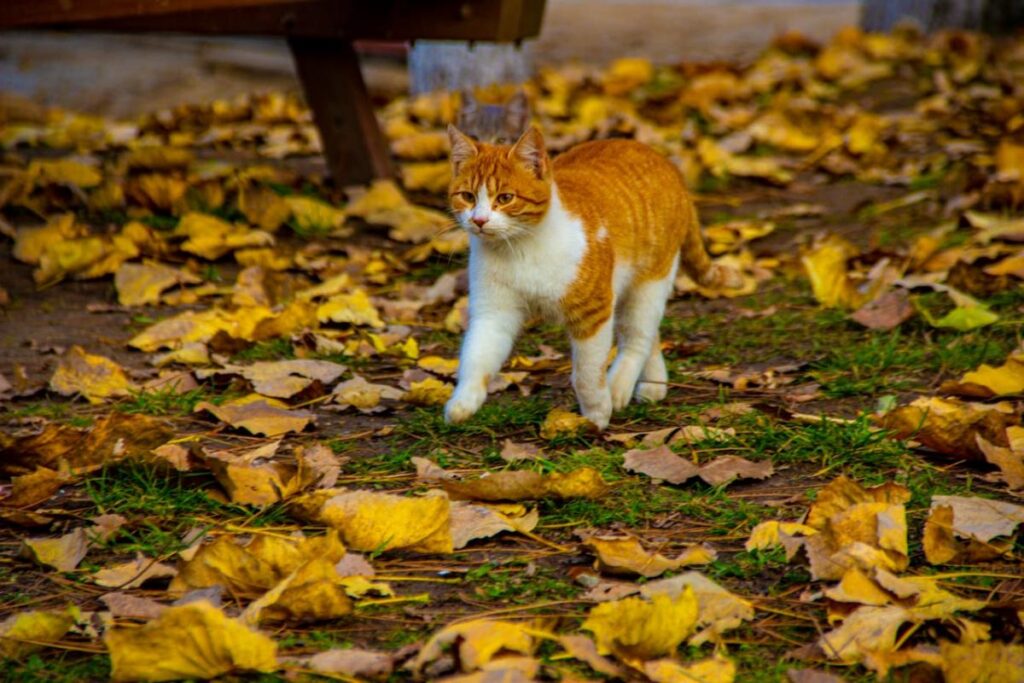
[
  {"left": 580, "top": 392, "right": 612, "bottom": 431},
  {"left": 634, "top": 380, "right": 667, "bottom": 403},
  {"left": 610, "top": 372, "right": 637, "bottom": 411},
  {"left": 444, "top": 386, "right": 486, "bottom": 424}
]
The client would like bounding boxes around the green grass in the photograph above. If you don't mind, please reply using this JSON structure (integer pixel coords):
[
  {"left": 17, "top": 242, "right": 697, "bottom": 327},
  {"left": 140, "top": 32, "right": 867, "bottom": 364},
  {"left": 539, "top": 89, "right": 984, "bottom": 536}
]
[
  {"left": 810, "top": 331, "right": 923, "bottom": 397},
  {"left": 116, "top": 386, "right": 216, "bottom": 416},
  {"left": 231, "top": 338, "right": 296, "bottom": 363},
  {"left": 0, "top": 654, "right": 111, "bottom": 683},
  {"left": 464, "top": 561, "right": 579, "bottom": 603}
]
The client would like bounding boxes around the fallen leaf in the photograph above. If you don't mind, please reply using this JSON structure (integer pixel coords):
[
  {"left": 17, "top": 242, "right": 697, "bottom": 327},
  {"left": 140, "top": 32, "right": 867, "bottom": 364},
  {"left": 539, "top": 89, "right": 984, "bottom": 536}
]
[
  {"left": 500, "top": 439, "right": 543, "bottom": 462},
  {"left": 442, "top": 467, "right": 607, "bottom": 501},
  {"left": 939, "top": 640, "right": 1024, "bottom": 683},
  {"left": 879, "top": 397, "right": 1015, "bottom": 459},
  {"left": 106, "top": 601, "right": 278, "bottom": 682},
  {"left": 330, "top": 375, "right": 403, "bottom": 412},
  {"left": 940, "top": 349, "right": 1024, "bottom": 398},
  {"left": 195, "top": 394, "right": 315, "bottom": 437},
  {"left": 644, "top": 654, "right": 736, "bottom": 683},
  {"left": 317, "top": 289, "right": 385, "bottom": 328},
  {"left": 49, "top": 345, "right": 136, "bottom": 403},
  {"left": 585, "top": 535, "right": 715, "bottom": 577},
  {"left": 745, "top": 521, "right": 818, "bottom": 551},
  {"left": 623, "top": 446, "right": 773, "bottom": 486},
  {"left": 923, "top": 495, "right": 1024, "bottom": 564},
  {"left": 115, "top": 261, "right": 201, "bottom": 306},
  {"left": 295, "top": 442, "right": 341, "bottom": 489},
  {"left": 1, "top": 467, "right": 64, "bottom": 508},
  {"left": 976, "top": 434, "right": 1024, "bottom": 490},
  {"left": 582, "top": 589, "right": 698, "bottom": 659},
  {"left": 540, "top": 408, "right": 593, "bottom": 439},
  {"left": 641, "top": 571, "right": 755, "bottom": 646},
  {"left": 284, "top": 195, "right": 345, "bottom": 235},
  {"left": 410, "top": 619, "right": 534, "bottom": 674},
  {"left": 301, "top": 648, "right": 395, "bottom": 678},
  {"left": 850, "top": 289, "right": 914, "bottom": 330},
  {"left": 21, "top": 528, "right": 88, "bottom": 571},
  {"left": 242, "top": 557, "right": 353, "bottom": 624},
  {"left": 558, "top": 634, "right": 625, "bottom": 677},
  {"left": 93, "top": 554, "right": 177, "bottom": 589},
  {"left": 198, "top": 359, "right": 345, "bottom": 399},
  {"left": 402, "top": 376, "right": 453, "bottom": 406},
  {"left": 296, "top": 489, "right": 453, "bottom": 553},
  {"left": 0, "top": 606, "right": 79, "bottom": 658},
  {"left": 449, "top": 501, "right": 539, "bottom": 549}
]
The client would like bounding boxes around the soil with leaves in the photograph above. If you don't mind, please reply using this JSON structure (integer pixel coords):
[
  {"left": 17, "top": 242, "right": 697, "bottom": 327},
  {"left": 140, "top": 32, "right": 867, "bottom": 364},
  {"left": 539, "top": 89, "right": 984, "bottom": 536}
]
[{"left": 2, "top": 25, "right": 1024, "bottom": 683}]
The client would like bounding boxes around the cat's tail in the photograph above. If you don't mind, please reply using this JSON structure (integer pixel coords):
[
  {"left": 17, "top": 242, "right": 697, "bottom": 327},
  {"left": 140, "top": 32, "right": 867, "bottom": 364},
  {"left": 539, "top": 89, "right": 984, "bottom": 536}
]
[{"left": 679, "top": 204, "right": 744, "bottom": 289}]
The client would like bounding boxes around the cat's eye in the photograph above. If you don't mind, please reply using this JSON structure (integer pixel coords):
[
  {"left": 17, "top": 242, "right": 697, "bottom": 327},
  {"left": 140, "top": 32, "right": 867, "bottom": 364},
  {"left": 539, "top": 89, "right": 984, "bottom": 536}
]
[
  {"left": 455, "top": 191, "right": 475, "bottom": 203},
  {"left": 496, "top": 193, "right": 514, "bottom": 204}
]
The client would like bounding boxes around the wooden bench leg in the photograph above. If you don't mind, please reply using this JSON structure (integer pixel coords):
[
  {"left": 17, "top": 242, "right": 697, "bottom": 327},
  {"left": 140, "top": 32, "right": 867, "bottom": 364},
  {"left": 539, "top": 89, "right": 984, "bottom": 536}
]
[{"left": 288, "top": 37, "right": 393, "bottom": 186}]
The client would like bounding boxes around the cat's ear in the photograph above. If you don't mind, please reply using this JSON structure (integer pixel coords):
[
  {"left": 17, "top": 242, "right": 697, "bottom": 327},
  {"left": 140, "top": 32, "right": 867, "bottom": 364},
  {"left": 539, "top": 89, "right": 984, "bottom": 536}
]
[
  {"left": 509, "top": 125, "right": 548, "bottom": 178},
  {"left": 506, "top": 90, "right": 530, "bottom": 131},
  {"left": 447, "top": 123, "right": 478, "bottom": 172}
]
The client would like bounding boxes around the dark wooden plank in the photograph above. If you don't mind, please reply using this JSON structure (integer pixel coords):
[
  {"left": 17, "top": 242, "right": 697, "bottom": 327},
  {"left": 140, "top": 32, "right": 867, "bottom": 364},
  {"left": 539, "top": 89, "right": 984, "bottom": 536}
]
[
  {"left": 0, "top": 0, "right": 315, "bottom": 28},
  {"left": 862, "top": 0, "right": 1024, "bottom": 32},
  {"left": 7, "top": 0, "right": 547, "bottom": 42},
  {"left": 288, "top": 37, "right": 392, "bottom": 186}
]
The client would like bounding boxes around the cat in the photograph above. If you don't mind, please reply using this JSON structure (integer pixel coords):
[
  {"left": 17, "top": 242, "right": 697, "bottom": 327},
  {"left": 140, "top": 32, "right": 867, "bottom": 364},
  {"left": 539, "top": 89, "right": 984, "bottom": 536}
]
[
  {"left": 443, "top": 124, "right": 738, "bottom": 429},
  {"left": 457, "top": 89, "right": 530, "bottom": 144}
]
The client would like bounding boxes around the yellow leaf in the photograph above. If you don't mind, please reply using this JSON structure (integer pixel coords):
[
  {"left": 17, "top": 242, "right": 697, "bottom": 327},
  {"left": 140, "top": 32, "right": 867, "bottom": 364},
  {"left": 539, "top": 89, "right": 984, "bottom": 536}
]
[
  {"left": 640, "top": 571, "right": 755, "bottom": 646},
  {"left": 93, "top": 554, "right": 177, "bottom": 589},
  {"left": 49, "top": 345, "right": 135, "bottom": 404},
  {"left": 115, "top": 261, "right": 201, "bottom": 306},
  {"left": 603, "top": 57, "right": 654, "bottom": 96},
  {"left": 128, "top": 309, "right": 236, "bottom": 351},
  {"left": 300, "top": 489, "right": 453, "bottom": 554},
  {"left": 284, "top": 195, "right": 346, "bottom": 235},
  {"left": 203, "top": 441, "right": 306, "bottom": 506},
  {"left": 242, "top": 557, "right": 353, "bottom": 625},
  {"left": 644, "top": 654, "right": 736, "bottom": 683},
  {"left": 0, "top": 606, "right": 79, "bottom": 658},
  {"left": 540, "top": 407, "right": 592, "bottom": 439},
  {"left": 21, "top": 528, "right": 88, "bottom": 571},
  {"left": 582, "top": 589, "right": 698, "bottom": 659},
  {"left": 390, "top": 131, "right": 449, "bottom": 160},
  {"left": 331, "top": 375, "right": 404, "bottom": 413},
  {"left": 879, "top": 397, "right": 1016, "bottom": 459},
  {"left": 237, "top": 184, "right": 291, "bottom": 232},
  {"left": 585, "top": 536, "right": 714, "bottom": 578},
  {"left": 28, "top": 158, "right": 102, "bottom": 188},
  {"left": 442, "top": 467, "right": 607, "bottom": 502},
  {"left": 127, "top": 173, "right": 188, "bottom": 212},
  {"left": 801, "top": 235, "right": 869, "bottom": 308},
  {"left": 12, "top": 214, "right": 89, "bottom": 265},
  {"left": 317, "top": 289, "right": 385, "bottom": 328},
  {"left": 939, "top": 640, "right": 1024, "bottom": 683},
  {"left": 745, "top": 521, "right": 818, "bottom": 551},
  {"left": 942, "top": 350, "right": 1024, "bottom": 398},
  {"left": 195, "top": 394, "right": 315, "bottom": 437},
  {"left": 176, "top": 212, "right": 274, "bottom": 260},
  {"left": 106, "top": 602, "right": 277, "bottom": 682},
  {"left": 171, "top": 530, "right": 346, "bottom": 596},
  {"left": 401, "top": 161, "right": 451, "bottom": 193},
  {"left": 818, "top": 605, "right": 908, "bottom": 664},
  {"left": 403, "top": 377, "right": 453, "bottom": 406},
  {"left": 417, "top": 355, "right": 459, "bottom": 376},
  {"left": 410, "top": 619, "right": 533, "bottom": 674}
]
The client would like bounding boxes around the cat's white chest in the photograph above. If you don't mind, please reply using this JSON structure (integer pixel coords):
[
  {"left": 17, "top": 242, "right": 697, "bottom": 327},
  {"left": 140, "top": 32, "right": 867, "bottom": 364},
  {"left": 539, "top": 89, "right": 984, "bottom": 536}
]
[{"left": 470, "top": 188, "right": 586, "bottom": 316}]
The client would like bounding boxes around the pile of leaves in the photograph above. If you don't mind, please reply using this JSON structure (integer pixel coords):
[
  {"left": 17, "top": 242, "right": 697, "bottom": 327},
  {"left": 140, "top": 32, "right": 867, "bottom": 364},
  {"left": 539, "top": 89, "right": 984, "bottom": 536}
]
[{"left": 1, "top": 24, "right": 1023, "bottom": 683}]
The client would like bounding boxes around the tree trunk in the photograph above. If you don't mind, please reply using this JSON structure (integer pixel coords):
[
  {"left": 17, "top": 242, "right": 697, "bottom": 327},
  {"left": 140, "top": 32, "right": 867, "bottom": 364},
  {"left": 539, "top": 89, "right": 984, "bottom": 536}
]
[
  {"left": 408, "top": 41, "right": 532, "bottom": 94},
  {"left": 862, "top": 0, "right": 1024, "bottom": 33}
]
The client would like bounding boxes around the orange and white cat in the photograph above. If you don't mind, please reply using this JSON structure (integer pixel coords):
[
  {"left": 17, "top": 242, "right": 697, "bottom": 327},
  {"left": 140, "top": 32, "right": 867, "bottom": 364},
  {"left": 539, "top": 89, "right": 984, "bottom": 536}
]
[{"left": 444, "top": 125, "right": 734, "bottom": 429}]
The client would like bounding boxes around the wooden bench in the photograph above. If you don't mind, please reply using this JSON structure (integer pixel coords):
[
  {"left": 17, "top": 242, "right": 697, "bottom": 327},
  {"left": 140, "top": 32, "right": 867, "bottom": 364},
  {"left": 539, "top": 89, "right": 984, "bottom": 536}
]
[{"left": 0, "top": 0, "right": 546, "bottom": 185}]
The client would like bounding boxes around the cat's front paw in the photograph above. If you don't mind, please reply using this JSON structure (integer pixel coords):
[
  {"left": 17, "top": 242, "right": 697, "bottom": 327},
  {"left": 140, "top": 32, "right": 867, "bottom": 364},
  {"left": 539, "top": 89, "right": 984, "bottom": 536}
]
[
  {"left": 580, "top": 393, "right": 612, "bottom": 431},
  {"left": 634, "top": 380, "right": 667, "bottom": 403},
  {"left": 444, "top": 386, "right": 486, "bottom": 424}
]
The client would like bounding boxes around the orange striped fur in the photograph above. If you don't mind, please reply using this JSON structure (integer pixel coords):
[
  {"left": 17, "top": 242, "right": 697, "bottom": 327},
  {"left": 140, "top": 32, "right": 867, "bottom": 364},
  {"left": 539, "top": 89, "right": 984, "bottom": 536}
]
[{"left": 444, "top": 125, "right": 728, "bottom": 429}]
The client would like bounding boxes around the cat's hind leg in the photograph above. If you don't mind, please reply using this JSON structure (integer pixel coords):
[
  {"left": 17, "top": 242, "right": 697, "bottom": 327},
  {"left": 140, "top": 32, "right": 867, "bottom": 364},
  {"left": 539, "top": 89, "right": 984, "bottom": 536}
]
[
  {"left": 609, "top": 274, "right": 674, "bottom": 410},
  {"left": 634, "top": 331, "right": 668, "bottom": 403}
]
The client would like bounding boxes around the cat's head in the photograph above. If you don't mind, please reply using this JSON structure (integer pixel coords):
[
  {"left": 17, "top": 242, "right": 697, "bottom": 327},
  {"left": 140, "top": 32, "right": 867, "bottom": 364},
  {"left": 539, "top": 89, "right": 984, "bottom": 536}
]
[
  {"left": 447, "top": 124, "right": 551, "bottom": 242},
  {"left": 457, "top": 89, "right": 530, "bottom": 145}
]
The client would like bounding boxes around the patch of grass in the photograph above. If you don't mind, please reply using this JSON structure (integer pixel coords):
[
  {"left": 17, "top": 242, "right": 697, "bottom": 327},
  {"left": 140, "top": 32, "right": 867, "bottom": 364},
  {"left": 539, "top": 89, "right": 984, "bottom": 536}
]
[
  {"left": 810, "top": 331, "right": 923, "bottom": 398},
  {"left": 0, "top": 654, "right": 111, "bottom": 682},
  {"left": 139, "top": 214, "right": 179, "bottom": 231},
  {"left": 116, "top": 387, "right": 214, "bottom": 416},
  {"left": 464, "top": 561, "right": 579, "bottom": 604},
  {"left": 231, "top": 338, "right": 296, "bottom": 362},
  {"left": 278, "top": 630, "right": 354, "bottom": 651},
  {"left": 396, "top": 396, "right": 553, "bottom": 445}
]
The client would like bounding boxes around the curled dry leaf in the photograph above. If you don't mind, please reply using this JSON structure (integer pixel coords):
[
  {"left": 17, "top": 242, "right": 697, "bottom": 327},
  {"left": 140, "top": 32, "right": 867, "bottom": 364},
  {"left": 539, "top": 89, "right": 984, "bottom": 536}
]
[
  {"left": 540, "top": 407, "right": 593, "bottom": 439},
  {"left": 442, "top": 466, "right": 608, "bottom": 502},
  {"left": 197, "top": 359, "right": 346, "bottom": 399},
  {"left": 295, "top": 489, "right": 453, "bottom": 553},
  {"left": 409, "top": 619, "right": 533, "bottom": 674},
  {"left": 644, "top": 654, "right": 737, "bottom": 683},
  {"left": 331, "top": 375, "right": 404, "bottom": 413},
  {"left": 241, "top": 557, "right": 353, "bottom": 625},
  {"left": 976, "top": 434, "right": 1024, "bottom": 491},
  {"left": 641, "top": 571, "right": 755, "bottom": 646},
  {"left": 923, "top": 495, "right": 1024, "bottom": 564},
  {"left": 582, "top": 589, "right": 699, "bottom": 660},
  {"left": 939, "top": 348, "right": 1024, "bottom": 398},
  {"left": 100, "top": 592, "right": 167, "bottom": 621},
  {"left": 115, "top": 261, "right": 201, "bottom": 306},
  {"left": 105, "top": 602, "right": 277, "bottom": 682},
  {"left": 585, "top": 535, "right": 715, "bottom": 578},
  {"left": 300, "top": 648, "right": 395, "bottom": 678},
  {"left": 21, "top": 527, "right": 88, "bottom": 572},
  {"left": 449, "top": 501, "right": 540, "bottom": 549},
  {"left": 1, "top": 467, "right": 64, "bottom": 508},
  {"left": 93, "top": 554, "right": 177, "bottom": 589},
  {"left": 879, "top": 396, "right": 1017, "bottom": 459},
  {"left": 203, "top": 440, "right": 312, "bottom": 506},
  {"left": 500, "top": 439, "right": 542, "bottom": 462},
  {"left": 623, "top": 446, "right": 773, "bottom": 486},
  {"left": 745, "top": 521, "right": 818, "bottom": 551},
  {"left": 850, "top": 288, "right": 914, "bottom": 330},
  {"left": 195, "top": 394, "right": 315, "bottom": 437},
  {"left": 49, "top": 345, "right": 136, "bottom": 403}
]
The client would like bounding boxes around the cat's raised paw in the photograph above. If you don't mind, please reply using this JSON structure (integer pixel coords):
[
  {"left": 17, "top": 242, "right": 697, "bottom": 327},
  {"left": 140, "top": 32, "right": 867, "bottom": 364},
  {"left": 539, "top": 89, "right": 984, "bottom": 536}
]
[
  {"left": 634, "top": 380, "right": 667, "bottom": 403},
  {"left": 444, "top": 389, "right": 485, "bottom": 424}
]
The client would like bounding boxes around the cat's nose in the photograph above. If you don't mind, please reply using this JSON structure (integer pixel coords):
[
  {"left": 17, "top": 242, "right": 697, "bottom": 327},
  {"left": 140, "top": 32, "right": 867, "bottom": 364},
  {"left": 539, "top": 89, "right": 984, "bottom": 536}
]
[{"left": 472, "top": 216, "right": 488, "bottom": 228}]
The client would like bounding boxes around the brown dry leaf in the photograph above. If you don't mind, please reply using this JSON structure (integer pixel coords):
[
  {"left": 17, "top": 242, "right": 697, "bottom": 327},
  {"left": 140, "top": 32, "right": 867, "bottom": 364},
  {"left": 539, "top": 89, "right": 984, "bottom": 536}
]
[
  {"left": 586, "top": 535, "right": 715, "bottom": 578},
  {"left": 241, "top": 557, "right": 352, "bottom": 625},
  {"left": 976, "top": 434, "right": 1024, "bottom": 491},
  {"left": 442, "top": 467, "right": 607, "bottom": 502},
  {"left": 500, "top": 439, "right": 543, "bottom": 462},
  {"left": 409, "top": 619, "right": 534, "bottom": 674},
  {"left": 623, "top": 446, "right": 772, "bottom": 486},
  {"left": 171, "top": 530, "right": 346, "bottom": 596},
  {"left": 330, "top": 375, "right": 404, "bottom": 413},
  {"left": 939, "top": 349, "right": 1024, "bottom": 398},
  {"left": 93, "top": 554, "right": 177, "bottom": 589},
  {"left": 295, "top": 443, "right": 341, "bottom": 489},
  {"left": 644, "top": 654, "right": 737, "bottom": 683},
  {"left": 786, "top": 670, "right": 845, "bottom": 683},
  {"left": 203, "top": 440, "right": 311, "bottom": 506},
  {"left": 449, "top": 501, "right": 539, "bottom": 549},
  {"left": 817, "top": 604, "right": 909, "bottom": 664},
  {"left": 301, "top": 648, "right": 395, "bottom": 678},
  {"left": 21, "top": 528, "right": 88, "bottom": 571},
  {"left": 100, "top": 592, "right": 167, "bottom": 621},
  {"left": 879, "top": 397, "right": 1016, "bottom": 459},
  {"left": 49, "top": 345, "right": 136, "bottom": 403},
  {"left": 195, "top": 394, "right": 315, "bottom": 437},
  {"left": 745, "top": 521, "right": 818, "bottom": 551},
  {"left": 939, "top": 640, "right": 1024, "bottom": 683},
  {"left": 197, "top": 359, "right": 345, "bottom": 399},
  {"left": 540, "top": 407, "right": 593, "bottom": 439},
  {"left": 923, "top": 495, "right": 1024, "bottom": 564},
  {"left": 115, "top": 261, "right": 201, "bottom": 306},
  {"left": 641, "top": 571, "right": 755, "bottom": 646},
  {"left": 1, "top": 467, "right": 64, "bottom": 508},
  {"left": 238, "top": 184, "right": 291, "bottom": 232},
  {"left": 105, "top": 601, "right": 278, "bottom": 682},
  {"left": 558, "top": 634, "right": 625, "bottom": 677},
  {"left": 582, "top": 589, "right": 699, "bottom": 659},
  {"left": 0, "top": 606, "right": 79, "bottom": 658},
  {"left": 284, "top": 195, "right": 346, "bottom": 235},
  {"left": 297, "top": 489, "right": 453, "bottom": 553},
  {"left": 850, "top": 288, "right": 914, "bottom": 330}
]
